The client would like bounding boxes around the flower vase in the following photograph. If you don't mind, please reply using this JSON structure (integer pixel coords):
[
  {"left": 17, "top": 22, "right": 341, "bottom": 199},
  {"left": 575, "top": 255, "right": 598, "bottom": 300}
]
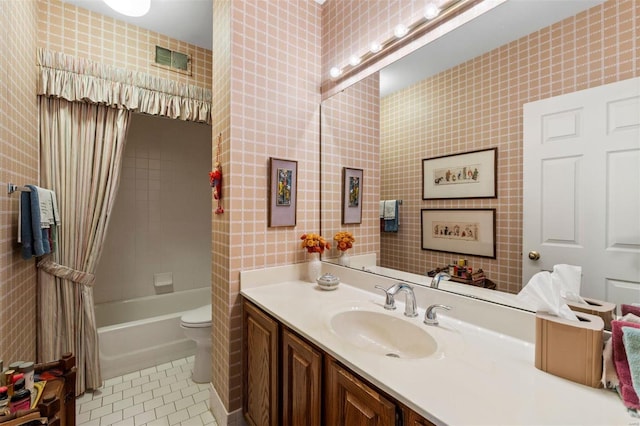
[
  {"left": 307, "top": 252, "right": 322, "bottom": 283},
  {"left": 338, "top": 251, "right": 351, "bottom": 267}
]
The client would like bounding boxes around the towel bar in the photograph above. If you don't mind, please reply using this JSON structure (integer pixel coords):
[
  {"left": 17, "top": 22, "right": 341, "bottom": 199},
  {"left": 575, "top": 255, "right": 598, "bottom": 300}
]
[{"left": 7, "top": 183, "right": 31, "bottom": 194}]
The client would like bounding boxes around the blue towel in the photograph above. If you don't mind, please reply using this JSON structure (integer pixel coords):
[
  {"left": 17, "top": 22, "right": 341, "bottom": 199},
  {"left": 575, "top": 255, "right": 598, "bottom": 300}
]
[
  {"left": 622, "top": 326, "right": 640, "bottom": 401},
  {"left": 20, "top": 191, "right": 34, "bottom": 259},
  {"left": 384, "top": 201, "right": 399, "bottom": 232},
  {"left": 25, "top": 185, "right": 50, "bottom": 257}
]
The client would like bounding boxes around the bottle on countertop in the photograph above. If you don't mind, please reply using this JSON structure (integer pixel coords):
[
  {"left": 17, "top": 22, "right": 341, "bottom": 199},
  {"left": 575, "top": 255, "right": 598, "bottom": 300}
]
[
  {"left": 9, "top": 377, "right": 30, "bottom": 414},
  {"left": 0, "top": 386, "right": 8, "bottom": 414},
  {"left": 7, "top": 361, "right": 23, "bottom": 371},
  {"left": 18, "top": 362, "right": 34, "bottom": 392}
]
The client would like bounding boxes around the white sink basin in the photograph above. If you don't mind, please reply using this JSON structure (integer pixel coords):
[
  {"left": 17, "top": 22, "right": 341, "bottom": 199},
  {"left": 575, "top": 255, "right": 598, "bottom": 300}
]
[{"left": 329, "top": 310, "right": 438, "bottom": 359}]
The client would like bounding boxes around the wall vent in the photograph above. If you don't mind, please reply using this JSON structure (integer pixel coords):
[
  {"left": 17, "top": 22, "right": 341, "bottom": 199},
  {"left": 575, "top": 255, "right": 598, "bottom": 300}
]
[{"left": 153, "top": 46, "right": 192, "bottom": 75}]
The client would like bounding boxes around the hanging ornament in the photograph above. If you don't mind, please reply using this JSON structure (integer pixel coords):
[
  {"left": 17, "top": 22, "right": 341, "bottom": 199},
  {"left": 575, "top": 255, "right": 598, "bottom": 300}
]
[{"left": 210, "top": 132, "right": 224, "bottom": 214}]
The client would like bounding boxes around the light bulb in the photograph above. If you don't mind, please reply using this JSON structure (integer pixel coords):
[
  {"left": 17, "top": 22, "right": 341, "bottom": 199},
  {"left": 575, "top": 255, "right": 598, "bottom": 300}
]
[
  {"left": 329, "top": 67, "right": 342, "bottom": 79},
  {"left": 369, "top": 42, "right": 382, "bottom": 54},
  {"left": 394, "top": 24, "right": 408, "bottom": 38},
  {"left": 424, "top": 2, "right": 441, "bottom": 20},
  {"left": 103, "top": 0, "right": 150, "bottom": 17},
  {"left": 349, "top": 55, "right": 361, "bottom": 66}
]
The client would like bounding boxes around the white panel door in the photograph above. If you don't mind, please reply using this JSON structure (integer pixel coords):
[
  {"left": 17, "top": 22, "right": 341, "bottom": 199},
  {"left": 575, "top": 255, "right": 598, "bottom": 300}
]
[{"left": 523, "top": 77, "right": 640, "bottom": 304}]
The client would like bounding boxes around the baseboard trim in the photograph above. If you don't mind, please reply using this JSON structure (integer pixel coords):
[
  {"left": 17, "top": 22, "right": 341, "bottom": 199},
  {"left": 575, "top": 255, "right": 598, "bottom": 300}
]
[{"left": 209, "top": 384, "right": 245, "bottom": 426}]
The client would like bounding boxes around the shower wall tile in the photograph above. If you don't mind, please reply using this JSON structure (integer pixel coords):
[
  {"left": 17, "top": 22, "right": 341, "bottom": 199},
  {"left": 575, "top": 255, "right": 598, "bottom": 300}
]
[
  {"left": 379, "top": 0, "right": 639, "bottom": 294},
  {"left": 37, "top": 0, "right": 211, "bottom": 90},
  {"left": 0, "top": 0, "right": 38, "bottom": 363},
  {"left": 94, "top": 115, "right": 212, "bottom": 304}
]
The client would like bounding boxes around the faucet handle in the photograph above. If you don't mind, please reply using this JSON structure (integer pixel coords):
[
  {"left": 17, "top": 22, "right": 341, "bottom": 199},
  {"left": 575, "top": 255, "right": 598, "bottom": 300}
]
[
  {"left": 374, "top": 285, "right": 396, "bottom": 310},
  {"left": 424, "top": 304, "right": 451, "bottom": 326}
]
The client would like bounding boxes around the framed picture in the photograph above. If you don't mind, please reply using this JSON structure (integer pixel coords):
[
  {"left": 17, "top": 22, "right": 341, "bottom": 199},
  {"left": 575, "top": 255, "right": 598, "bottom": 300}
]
[
  {"left": 342, "top": 167, "right": 363, "bottom": 224},
  {"left": 268, "top": 157, "right": 297, "bottom": 227},
  {"left": 422, "top": 148, "right": 497, "bottom": 199},
  {"left": 421, "top": 209, "right": 496, "bottom": 258}
]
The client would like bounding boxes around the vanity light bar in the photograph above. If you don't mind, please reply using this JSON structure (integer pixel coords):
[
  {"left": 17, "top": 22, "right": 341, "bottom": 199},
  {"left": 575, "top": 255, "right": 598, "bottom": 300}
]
[{"left": 328, "top": 0, "right": 480, "bottom": 82}]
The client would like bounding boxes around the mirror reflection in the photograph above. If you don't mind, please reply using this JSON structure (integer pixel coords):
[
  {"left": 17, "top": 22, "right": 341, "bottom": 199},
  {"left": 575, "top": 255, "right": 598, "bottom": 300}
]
[{"left": 320, "top": 0, "right": 639, "bottom": 310}]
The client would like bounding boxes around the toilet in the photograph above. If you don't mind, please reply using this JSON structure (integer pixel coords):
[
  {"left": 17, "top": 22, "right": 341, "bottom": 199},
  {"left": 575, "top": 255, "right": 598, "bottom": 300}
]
[{"left": 180, "top": 304, "right": 212, "bottom": 383}]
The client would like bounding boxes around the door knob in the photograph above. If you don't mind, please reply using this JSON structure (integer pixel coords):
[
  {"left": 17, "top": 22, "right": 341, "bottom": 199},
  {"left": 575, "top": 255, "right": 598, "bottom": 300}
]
[{"left": 528, "top": 251, "right": 540, "bottom": 261}]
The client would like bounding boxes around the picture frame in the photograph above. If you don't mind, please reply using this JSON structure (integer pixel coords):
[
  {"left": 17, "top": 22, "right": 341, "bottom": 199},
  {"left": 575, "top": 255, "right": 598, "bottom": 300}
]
[
  {"left": 421, "top": 209, "right": 496, "bottom": 258},
  {"left": 342, "top": 167, "right": 363, "bottom": 224},
  {"left": 422, "top": 148, "right": 497, "bottom": 200},
  {"left": 268, "top": 157, "right": 297, "bottom": 227}
]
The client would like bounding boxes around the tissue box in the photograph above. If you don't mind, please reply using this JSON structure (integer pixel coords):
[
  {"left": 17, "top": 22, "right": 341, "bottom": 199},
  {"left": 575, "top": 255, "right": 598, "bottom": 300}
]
[
  {"left": 566, "top": 297, "right": 616, "bottom": 331},
  {"left": 535, "top": 312, "right": 604, "bottom": 388}
]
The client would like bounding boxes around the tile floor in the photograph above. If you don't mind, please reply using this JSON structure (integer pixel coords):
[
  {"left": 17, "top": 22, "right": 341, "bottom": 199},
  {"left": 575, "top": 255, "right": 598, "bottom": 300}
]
[{"left": 76, "top": 356, "right": 217, "bottom": 426}]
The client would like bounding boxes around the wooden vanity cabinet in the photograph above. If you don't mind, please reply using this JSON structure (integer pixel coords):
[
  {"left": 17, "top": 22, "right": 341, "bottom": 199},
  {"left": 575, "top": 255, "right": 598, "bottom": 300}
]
[
  {"left": 243, "top": 300, "right": 322, "bottom": 426},
  {"left": 243, "top": 299, "right": 432, "bottom": 426},
  {"left": 325, "top": 357, "right": 397, "bottom": 426},
  {"left": 281, "top": 328, "right": 322, "bottom": 426},
  {"left": 403, "top": 407, "right": 436, "bottom": 426},
  {"left": 243, "top": 301, "right": 279, "bottom": 426}
]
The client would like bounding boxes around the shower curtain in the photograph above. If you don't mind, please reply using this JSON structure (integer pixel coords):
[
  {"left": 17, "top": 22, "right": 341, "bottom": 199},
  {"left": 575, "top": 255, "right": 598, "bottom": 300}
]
[{"left": 35, "top": 48, "right": 212, "bottom": 394}]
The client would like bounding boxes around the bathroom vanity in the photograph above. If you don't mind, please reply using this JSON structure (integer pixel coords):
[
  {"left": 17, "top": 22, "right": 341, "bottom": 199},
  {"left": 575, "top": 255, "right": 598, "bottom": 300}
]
[
  {"left": 240, "top": 264, "right": 630, "bottom": 426},
  {"left": 243, "top": 299, "right": 431, "bottom": 426}
]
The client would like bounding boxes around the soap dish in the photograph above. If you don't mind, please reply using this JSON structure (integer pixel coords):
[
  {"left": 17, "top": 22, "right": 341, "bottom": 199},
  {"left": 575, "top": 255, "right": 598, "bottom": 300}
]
[{"left": 316, "top": 273, "right": 340, "bottom": 291}]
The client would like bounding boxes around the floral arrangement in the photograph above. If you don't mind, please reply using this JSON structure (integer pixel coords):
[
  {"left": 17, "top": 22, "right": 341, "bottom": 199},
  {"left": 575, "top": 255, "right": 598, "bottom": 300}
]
[
  {"left": 300, "top": 233, "right": 330, "bottom": 254},
  {"left": 333, "top": 231, "right": 355, "bottom": 251}
]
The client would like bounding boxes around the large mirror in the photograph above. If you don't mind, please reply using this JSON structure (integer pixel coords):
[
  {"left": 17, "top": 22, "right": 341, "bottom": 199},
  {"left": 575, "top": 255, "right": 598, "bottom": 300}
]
[{"left": 320, "top": 0, "right": 638, "bottom": 311}]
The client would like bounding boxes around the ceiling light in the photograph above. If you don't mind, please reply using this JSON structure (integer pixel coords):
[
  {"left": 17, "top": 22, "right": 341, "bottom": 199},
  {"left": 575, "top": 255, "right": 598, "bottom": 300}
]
[
  {"left": 102, "top": 0, "right": 150, "bottom": 17},
  {"left": 329, "top": 67, "right": 342, "bottom": 79},
  {"left": 394, "top": 24, "right": 408, "bottom": 38},
  {"left": 424, "top": 2, "right": 441, "bottom": 20},
  {"left": 369, "top": 42, "right": 382, "bottom": 54},
  {"left": 349, "top": 55, "right": 361, "bottom": 66}
]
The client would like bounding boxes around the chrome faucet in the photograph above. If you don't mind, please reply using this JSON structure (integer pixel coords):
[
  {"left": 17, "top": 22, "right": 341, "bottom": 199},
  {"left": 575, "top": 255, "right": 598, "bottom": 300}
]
[
  {"left": 431, "top": 271, "right": 451, "bottom": 289},
  {"left": 374, "top": 283, "right": 418, "bottom": 317},
  {"left": 424, "top": 304, "right": 451, "bottom": 326}
]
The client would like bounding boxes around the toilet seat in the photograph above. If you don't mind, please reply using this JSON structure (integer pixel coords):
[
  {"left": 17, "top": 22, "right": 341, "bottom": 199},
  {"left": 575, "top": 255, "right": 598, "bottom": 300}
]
[{"left": 180, "top": 304, "right": 212, "bottom": 328}]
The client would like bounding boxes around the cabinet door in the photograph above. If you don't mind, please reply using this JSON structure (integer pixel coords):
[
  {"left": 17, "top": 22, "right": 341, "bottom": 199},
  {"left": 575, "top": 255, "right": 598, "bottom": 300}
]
[
  {"left": 325, "top": 358, "right": 396, "bottom": 426},
  {"left": 282, "top": 328, "right": 322, "bottom": 426},
  {"left": 243, "top": 301, "right": 279, "bottom": 426},
  {"left": 405, "top": 408, "right": 436, "bottom": 426}
]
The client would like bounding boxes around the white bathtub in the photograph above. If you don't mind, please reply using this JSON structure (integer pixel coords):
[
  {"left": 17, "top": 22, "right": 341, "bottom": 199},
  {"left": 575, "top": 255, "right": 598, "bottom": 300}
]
[{"left": 95, "top": 287, "right": 210, "bottom": 380}]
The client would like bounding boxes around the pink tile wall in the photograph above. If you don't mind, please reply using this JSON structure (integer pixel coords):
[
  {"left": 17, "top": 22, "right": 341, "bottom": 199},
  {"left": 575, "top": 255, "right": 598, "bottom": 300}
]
[
  {"left": 0, "top": 0, "right": 39, "bottom": 363},
  {"left": 212, "top": 0, "right": 322, "bottom": 412},
  {"left": 37, "top": 0, "right": 212, "bottom": 90},
  {"left": 210, "top": 0, "right": 232, "bottom": 413},
  {"left": 380, "top": 0, "right": 639, "bottom": 293},
  {"left": 322, "top": 0, "right": 424, "bottom": 84},
  {"left": 321, "top": 74, "right": 380, "bottom": 261}
]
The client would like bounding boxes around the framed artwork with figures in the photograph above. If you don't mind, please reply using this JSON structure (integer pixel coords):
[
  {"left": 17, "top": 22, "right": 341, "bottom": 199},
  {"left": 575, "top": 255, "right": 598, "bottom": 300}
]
[
  {"left": 421, "top": 208, "right": 496, "bottom": 258},
  {"left": 422, "top": 148, "right": 497, "bottom": 200}
]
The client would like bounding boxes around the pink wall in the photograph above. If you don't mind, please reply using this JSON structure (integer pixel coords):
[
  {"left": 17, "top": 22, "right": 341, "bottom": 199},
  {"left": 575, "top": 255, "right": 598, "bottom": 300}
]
[
  {"left": 321, "top": 74, "right": 380, "bottom": 261},
  {"left": 380, "top": 0, "right": 639, "bottom": 293},
  {"left": 212, "top": 0, "right": 322, "bottom": 413},
  {"left": 37, "top": 0, "right": 211, "bottom": 89},
  {"left": 0, "top": 0, "right": 39, "bottom": 364},
  {"left": 322, "top": 0, "right": 639, "bottom": 294}
]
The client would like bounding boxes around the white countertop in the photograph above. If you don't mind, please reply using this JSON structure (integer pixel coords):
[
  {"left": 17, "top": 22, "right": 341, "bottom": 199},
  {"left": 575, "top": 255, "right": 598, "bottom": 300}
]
[{"left": 241, "top": 279, "right": 631, "bottom": 426}]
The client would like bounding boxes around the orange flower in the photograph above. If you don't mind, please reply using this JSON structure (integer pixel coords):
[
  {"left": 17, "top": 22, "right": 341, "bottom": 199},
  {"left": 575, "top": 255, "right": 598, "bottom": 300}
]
[
  {"left": 300, "top": 233, "right": 330, "bottom": 254},
  {"left": 333, "top": 231, "right": 355, "bottom": 251}
]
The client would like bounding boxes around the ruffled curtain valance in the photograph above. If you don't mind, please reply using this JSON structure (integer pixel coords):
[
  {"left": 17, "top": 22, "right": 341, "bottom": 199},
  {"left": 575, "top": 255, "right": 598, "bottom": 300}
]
[{"left": 36, "top": 48, "right": 212, "bottom": 124}]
